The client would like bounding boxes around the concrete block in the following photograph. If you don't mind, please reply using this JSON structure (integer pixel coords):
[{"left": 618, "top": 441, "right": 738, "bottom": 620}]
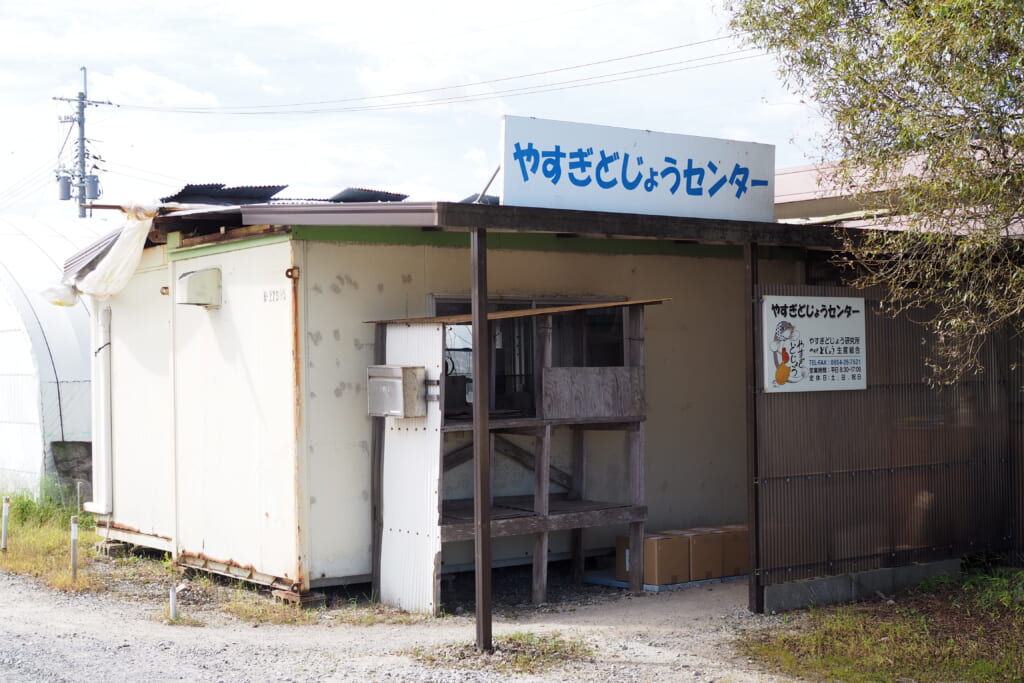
[
  {"left": 851, "top": 567, "right": 895, "bottom": 600},
  {"left": 762, "top": 559, "right": 962, "bottom": 612},
  {"left": 764, "top": 574, "right": 852, "bottom": 613},
  {"left": 892, "top": 559, "right": 961, "bottom": 592}
]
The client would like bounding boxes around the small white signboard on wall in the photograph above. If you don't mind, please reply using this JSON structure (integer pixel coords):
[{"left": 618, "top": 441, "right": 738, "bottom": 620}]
[
  {"left": 763, "top": 295, "right": 867, "bottom": 393},
  {"left": 500, "top": 116, "right": 774, "bottom": 221}
]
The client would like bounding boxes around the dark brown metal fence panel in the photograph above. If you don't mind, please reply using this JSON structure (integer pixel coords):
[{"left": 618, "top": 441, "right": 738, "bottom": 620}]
[
  {"left": 1011, "top": 357, "right": 1024, "bottom": 567},
  {"left": 755, "top": 284, "right": 1017, "bottom": 589}
]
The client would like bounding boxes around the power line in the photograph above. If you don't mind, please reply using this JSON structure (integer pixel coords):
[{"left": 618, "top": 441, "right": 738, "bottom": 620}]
[
  {"left": 298, "top": 51, "right": 766, "bottom": 116},
  {"left": 0, "top": 171, "right": 54, "bottom": 211},
  {"left": 102, "top": 160, "right": 191, "bottom": 185},
  {"left": 105, "top": 37, "right": 750, "bottom": 116},
  {"left": 0, "top": 162, "right": 54, "bottom": 203}
]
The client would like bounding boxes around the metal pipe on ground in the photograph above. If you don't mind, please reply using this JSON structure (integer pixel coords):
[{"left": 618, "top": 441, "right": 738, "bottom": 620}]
[
  {"left": 2, "top": 496, "right": 9, "bottom": 552},
  {"left": 70, "top": 515, "right": 78, "bottom": 583},
  {"left": 169, "top": 586, "right": 178, "bottom": 621}
]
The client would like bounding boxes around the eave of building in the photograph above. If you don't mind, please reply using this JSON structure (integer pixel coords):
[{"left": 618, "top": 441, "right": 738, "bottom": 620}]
[{"left": 180, "top": 201, "right": 847, "bottom": 250}]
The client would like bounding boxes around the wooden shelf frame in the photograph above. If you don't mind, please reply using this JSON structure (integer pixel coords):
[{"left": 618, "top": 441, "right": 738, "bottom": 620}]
[{"left": 438, "top": 303, "right": 651, "bottom": 601}]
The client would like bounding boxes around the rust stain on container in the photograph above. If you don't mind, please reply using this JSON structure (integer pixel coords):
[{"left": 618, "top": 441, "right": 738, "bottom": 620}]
[
  {"left": 96, "top": 519, "right": 172, "bottom": 542},
  {"left": 180, "top": 550, "right": 258, "bottom": 574}
]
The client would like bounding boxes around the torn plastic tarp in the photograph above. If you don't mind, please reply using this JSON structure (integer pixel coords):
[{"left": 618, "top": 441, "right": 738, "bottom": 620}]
[{"left": 44, "top": 204, "right": 158, "bottom": 306}]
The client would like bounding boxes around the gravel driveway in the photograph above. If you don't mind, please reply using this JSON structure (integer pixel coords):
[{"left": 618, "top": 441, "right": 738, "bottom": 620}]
[{"left": 0, "top": 562, "right": 789, "bottom": 682}]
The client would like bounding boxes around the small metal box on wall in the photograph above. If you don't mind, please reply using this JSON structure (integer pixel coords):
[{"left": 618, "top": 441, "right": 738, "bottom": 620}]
[{"left": 367, "top": 365, "right": 427, "bottom": 418}]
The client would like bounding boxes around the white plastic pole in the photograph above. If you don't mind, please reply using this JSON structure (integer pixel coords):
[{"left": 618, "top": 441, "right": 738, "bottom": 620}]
[
  {"left": 70, "top": 515, "right": 79, "bottom": 582},
  {"left": 84, "top": 306, "right": 113, "bottom": 514},
  {"left": 169, "top": 587, "right": 178, "bottom": 621},
  {"left": 1, "top": 496, "right": 9, "bottom": 552}
]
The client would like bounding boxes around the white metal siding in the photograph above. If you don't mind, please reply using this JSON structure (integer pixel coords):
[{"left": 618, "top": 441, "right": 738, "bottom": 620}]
[
  {"left": 106, "top": 263, "right": 175, "bottom": 539},
  {"left": 172, "top": 242, "right": 301, "bottom": 584},
  {"left": 379, "top": 323, "right": 443, "bottom": 614},
  {"left": 301, "top": 241, "right": 432, "bottom": 582}
]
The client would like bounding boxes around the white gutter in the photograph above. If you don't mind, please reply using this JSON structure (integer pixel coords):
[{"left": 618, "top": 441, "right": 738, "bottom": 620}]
[{"left": 83, "top": 305, "right": 112, "bottom": 514}]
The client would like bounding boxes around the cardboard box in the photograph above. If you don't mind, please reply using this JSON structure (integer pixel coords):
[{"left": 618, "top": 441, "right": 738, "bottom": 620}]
[
  {"left": 615, "top": 534, "right": 690, "bottom": 586},
  {"left": 716, "top": 524, "right": 750, "bottom": 577},
  {"left": 662, "top": 527, "right": 724, "bottom": 580}
]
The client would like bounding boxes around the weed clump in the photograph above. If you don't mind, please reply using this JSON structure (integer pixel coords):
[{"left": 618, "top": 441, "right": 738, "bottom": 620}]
[
  {"left": 739, "top": 568, "right": 1024, "bottom": 682},
  {"left": 0, "top": 490, "right": 100, "bottom": 592},
  {"left": 410, "top": 631, "right": 595, "bottom": 675}
]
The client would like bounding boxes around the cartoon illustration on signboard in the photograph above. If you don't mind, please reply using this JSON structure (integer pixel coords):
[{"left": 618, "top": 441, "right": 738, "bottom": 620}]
[{"left": 769, "top": 321, "right": 805, "bottom": 386}]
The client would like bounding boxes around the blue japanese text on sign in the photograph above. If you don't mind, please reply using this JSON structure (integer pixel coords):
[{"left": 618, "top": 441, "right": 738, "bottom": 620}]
[{"left": 501, "top": 116, "right": 774, "bottom": 221}]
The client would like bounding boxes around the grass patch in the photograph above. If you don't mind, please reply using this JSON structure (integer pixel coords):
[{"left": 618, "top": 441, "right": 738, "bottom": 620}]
[
  {"left": 409, "top": 631, "right": 595, "bottom": 675},
  {"left": 739, "top": 569, "right": 1024, "bottom": 682},
  {"left": 0, "top": 492, "right": 101, "bottom": 592},
  {"left": 162, "top": 606, "right": 205, "bottom": 627},
  {"left": 223, "top": 589, "right": 321, "bottom": 626},
  {"left": 328, "top": 599, "right": 427, "bottom": 626}
]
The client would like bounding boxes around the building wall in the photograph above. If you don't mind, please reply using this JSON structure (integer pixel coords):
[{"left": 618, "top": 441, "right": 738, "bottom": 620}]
[
  {"left": 104, "top": 232, "right": 801, "bottom": 585},
  {"left": 299, "top": 236, "right": 802, "bottom": 575},
  {"left": 103, "top": 248, "right": 175, "bottom": 541},
  {"left": 170, "top": 241, "right": 302, "bottom": 584}
]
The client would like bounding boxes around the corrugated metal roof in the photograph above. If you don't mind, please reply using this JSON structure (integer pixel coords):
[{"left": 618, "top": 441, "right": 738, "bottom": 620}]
[
  {"left": 367, "top": 298, "right": 670, "bottom": 325},
  {"left": 329, "top": 187, "right": 408, "bottom": 203},
  {"left": 160, "top": 184, "right": 288, "bottom": 205}
]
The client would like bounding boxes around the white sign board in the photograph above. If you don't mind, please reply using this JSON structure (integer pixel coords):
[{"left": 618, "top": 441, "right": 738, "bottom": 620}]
[
  {"left": 763, "top": 295, "right": 867, "bottom": 393},
  {"left": 500, "top": 116, "right": 774, "bottom": 221}
]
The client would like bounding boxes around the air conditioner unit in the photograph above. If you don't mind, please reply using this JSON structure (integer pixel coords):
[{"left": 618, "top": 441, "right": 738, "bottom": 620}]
[{"left": 176, "top": 268, "right": 222, "bottom": 308}]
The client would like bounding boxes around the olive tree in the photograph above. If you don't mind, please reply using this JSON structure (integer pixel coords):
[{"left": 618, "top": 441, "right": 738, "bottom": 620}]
[{"left": 727, "top": 0, "right": 1024, "bottom": 381}]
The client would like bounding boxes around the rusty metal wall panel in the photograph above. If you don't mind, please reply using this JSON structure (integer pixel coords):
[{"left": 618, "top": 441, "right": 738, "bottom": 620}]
[{"left": 755, "top": 284, "right": 1017, "bottom": 587}]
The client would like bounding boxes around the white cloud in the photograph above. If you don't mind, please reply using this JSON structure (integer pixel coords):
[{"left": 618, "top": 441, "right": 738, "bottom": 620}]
[
  {"left": 0, "top": 0, "right": 820, "bottom": 218},
  {"left": 225, "top": 54, "right": 271, "bottom": 78}
]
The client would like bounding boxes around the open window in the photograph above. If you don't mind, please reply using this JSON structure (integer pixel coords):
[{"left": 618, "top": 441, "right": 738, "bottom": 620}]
[{"left": 435, "top": 298, "right": 625, "bottom": 420}]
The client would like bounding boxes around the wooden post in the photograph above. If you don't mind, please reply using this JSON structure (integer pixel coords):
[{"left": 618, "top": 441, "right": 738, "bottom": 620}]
[
  {"left": 533, "top": 424, "right": 551, "bottom": 604},
  {"left": 570, "top": 310, "right": 587, "bottom": 582},
  {"left": 625, "top": 305, "right": 645, "bottom": 594},
  {"left": 570, "top": 428, "right": 586, "bottom": 582},
  {"left": 471, "top": 227, "right": 492, "bottom": 651},
  {"left": 532, "top": 314, "right": 553, "bottom": 604},
  {"left": 744, "top": 242, "right": 764, "bottom": 613}
]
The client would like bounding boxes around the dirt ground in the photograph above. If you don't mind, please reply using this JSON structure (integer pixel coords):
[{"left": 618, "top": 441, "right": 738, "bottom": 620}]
[{"left": 0, "top": 558, "right": 792, "bottom": 682}]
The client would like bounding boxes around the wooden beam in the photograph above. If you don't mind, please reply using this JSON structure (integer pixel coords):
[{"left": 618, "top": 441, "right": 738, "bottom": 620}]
[
  {"left": 532, "top": 315, "right": 553, "bottom": 604},
  {"left": 625, "top": 305, "right": 646, "bottom": 595},
  {"left": 533, "top": 425, "right": 551, "bottom": 604},
  {"left": 435, "top": 202, "right": 844, "bottom": 249},
  {"left": 471, "top": 227, "right": 492, "bottom": 651},
  {"left": 442, "top": 505, "right": 647, "bottom": 543},
  {"left": 494, "top": 437, "right": 573, "bottom": 490},
  {"left": 570, "top": 428, "right": 586, "bottom": 581},
  {"left": 442, "top": 441, "right": 474, "bottom": 472},
  {"left": 442, "top": 436, "right": 572, "bottom": 489},
  {"left": 442, "top": 415, "right": 644, "bottom": 432}
]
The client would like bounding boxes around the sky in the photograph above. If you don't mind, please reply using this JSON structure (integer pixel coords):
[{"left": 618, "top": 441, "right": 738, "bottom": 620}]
[{"left": 0, "top": 0, "right": 824, "bottom": 222}]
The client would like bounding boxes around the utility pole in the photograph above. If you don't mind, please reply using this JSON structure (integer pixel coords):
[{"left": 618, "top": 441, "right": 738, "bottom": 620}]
[{"left": 54, "top": 67, "right": 110, "bottom": 217}]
